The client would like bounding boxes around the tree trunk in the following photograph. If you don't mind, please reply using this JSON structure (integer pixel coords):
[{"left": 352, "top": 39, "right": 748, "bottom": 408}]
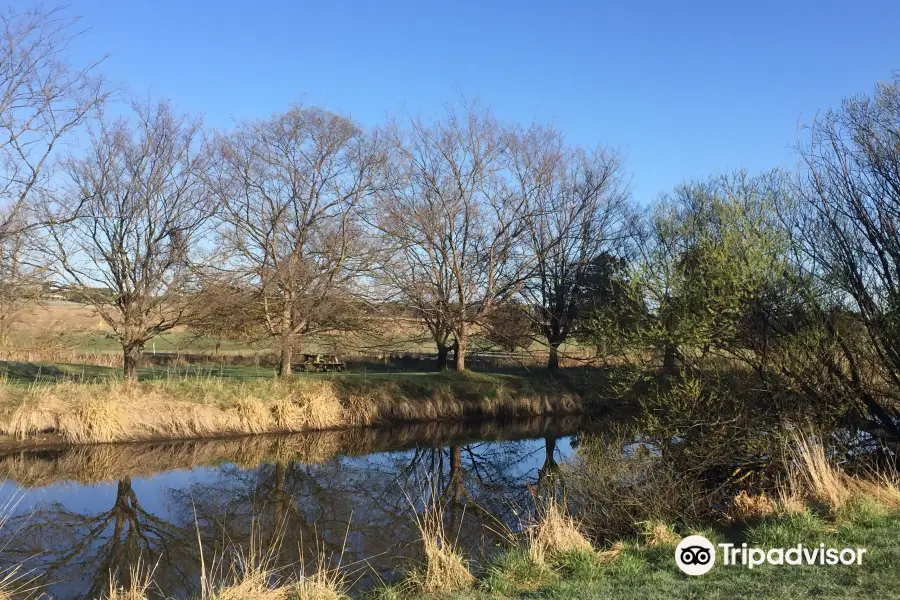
[
  {"left": 277, "top": 341, "right": 294, "bottom": 380},
  {"left": 436, "top": 343, "right": 450, "bottom": 371},
  {"left": 663, "top": 342, "right": 678, "bottom": 375},
  {"left": 272, "top": 461, "right": 288, "bottom": 534},
  {"left": 548, "top": 342, "right": 561, "bottom": 371},
  {"left": 277, "top": 302, "right": 295, "bottom": 380},
  {"left": 454, "top": 327, "right": 467, "bottom": 371},
  {"left": 661, "top": 293, "right": 679, "bottom": 376},
  {"left": 123, "top": 343, "right": 143, "bottom": 381},
  {"left": 536, "top": 435, "right": 560, "bottom": 497},
  {"left": 446, "top": 445, "right": 465, "bottom": 503}
]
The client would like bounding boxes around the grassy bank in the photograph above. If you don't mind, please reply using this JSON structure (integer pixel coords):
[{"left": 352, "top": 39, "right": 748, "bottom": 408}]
[
  {"left": 0, "top": 370, "right": 584, "bottom": 445},
  {"left": 448, "top": 504, "right": 900, "bottom": 600},
  {"left": 375, "top": 436, "right": 900, "bottom": 600}
]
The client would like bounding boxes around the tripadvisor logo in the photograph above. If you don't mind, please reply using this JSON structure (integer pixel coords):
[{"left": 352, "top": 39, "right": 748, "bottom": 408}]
[
  {"left": 675, "top": 535, "right": 716, "bottom": 575},
  {"left": 675, "top": 535, "right": 868, "bottom": 576}
]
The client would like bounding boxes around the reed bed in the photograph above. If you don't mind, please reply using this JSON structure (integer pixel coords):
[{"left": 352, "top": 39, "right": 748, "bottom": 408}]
[{"left": 0, "top": 373, "right": 582, "bottom": 445}]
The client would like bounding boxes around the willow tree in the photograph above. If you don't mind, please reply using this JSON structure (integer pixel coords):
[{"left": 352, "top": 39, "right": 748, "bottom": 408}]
[
  {"left": 793, "top": 78, "right": 900, "bottom": 442},
  {"left": 45, "top": 101, "right": 212, "bottom": 380},
  {"left": 510, "top": 125, "right": 631, "bottom": 370},
  {"left": 633, "top": 171, "right": 797, "bottom": 375},
  {"left": 377, "top": 102, "right": 529, "bottom": 371},
  {"left": 212, "top": 105, "right": 385, "bottom": 379}
]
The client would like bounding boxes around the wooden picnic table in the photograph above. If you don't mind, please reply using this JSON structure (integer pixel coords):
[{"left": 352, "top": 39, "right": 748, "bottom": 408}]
[{"left": 293, "top": 353, "right": 346, "bottom": 372}]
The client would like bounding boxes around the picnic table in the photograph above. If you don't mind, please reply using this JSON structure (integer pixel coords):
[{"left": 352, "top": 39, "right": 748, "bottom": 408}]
[{"left": 293, "top": 353, "right": 346, "bottom": 372}]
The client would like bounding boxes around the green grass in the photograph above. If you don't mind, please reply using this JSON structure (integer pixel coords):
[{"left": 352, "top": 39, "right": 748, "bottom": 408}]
[
  {"left": 391, "top": 505, "right": 900, "bottom": 600},
  {"left": 0, "top": 359, "right": 543, "bottom": 385},
  {"left": 39, "top": 329, "right": 442, "bottom": 355},
  {"left": 0, "top": 359, "right": 277, "bottom": 384},
  {"left": 0, "top": 356, "right": 572, "bottom": 393}
]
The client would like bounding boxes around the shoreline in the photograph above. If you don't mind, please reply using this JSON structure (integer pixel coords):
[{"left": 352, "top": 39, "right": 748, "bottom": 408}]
[
  {"left": 0, "top": 410, "right": 591, "bottom": 455},
  {"left": 0, "top": 413, "right": 594, "bottom": 486},
  {"left": 0, "top": 370, "right": 589, "bottom": 448}
]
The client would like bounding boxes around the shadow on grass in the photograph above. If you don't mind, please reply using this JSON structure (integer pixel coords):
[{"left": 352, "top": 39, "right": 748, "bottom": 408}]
[
  {"left": 0, "top": 359, "right": 608, "bottom": 387},
  {"left": 0, "top": 360, "right": 280, "bottom": 384}
]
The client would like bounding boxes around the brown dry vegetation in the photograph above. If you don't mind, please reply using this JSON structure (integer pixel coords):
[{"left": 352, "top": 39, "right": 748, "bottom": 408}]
[
  {"left": 100, "top": 542, "right": 346, "bottom": 600},
  {"left": 728, "top": 490, "right": 778, "bottom": 521},
  {"left": 0, "top": 373, "right": 582, "bottom": 445},
  {"left": 526, "top": 502, "right": 594, "bottom": 564},
  {"left": 786, "top": 434, "right": 900, "bottom": 512},
  {"left": 640, "top": 521, "right": 680, "bottom": 547},
  {"left": 408, "top": 496, "right": 474, "bottom": 594},
  {"left": 720, "top": 434, "right": 900, "bottom": 522}
]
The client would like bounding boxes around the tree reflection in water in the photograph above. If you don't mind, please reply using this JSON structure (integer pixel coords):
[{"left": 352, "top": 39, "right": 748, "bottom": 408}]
[
  {"left": 0, "top": 417, "right": 585, "bottom": 599},
  {"left": 0, "top": 477, "right": 195, "bottom": 599}
]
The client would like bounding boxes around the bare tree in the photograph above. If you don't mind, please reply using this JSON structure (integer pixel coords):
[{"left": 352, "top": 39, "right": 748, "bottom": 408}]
[
  {"left": 377, "top": 102, "right": 529, "bottom": 371},
  {"left": 211, "top": 105, "right": 385, "bottom": 379},
  {"left": 0, "top": 5, "right": 106, "bottom": 241},
  {"left": 44, "top": 100, "right": 212, "bottom": 379},
  {"left": 0, "top": 209, "right": 46, "bottom": 346},
  {"left": 181, "top": 276, "right": 265, "bottom": 354},
  {"left": 793, "top": 78, "right": 900, "bottom": 440},
  {"left": 511, "top": 125, "right": 630, "bottom": 369}
]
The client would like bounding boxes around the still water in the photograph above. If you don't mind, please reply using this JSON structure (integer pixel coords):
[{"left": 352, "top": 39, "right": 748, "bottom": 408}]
[{"left": 0, "top": 416, "right": 594, "bottom": 599}]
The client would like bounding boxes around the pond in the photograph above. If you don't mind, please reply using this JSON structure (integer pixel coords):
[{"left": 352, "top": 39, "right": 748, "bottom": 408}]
[{"left": 0, "top": 415, "right": 596, "bottom": 600}]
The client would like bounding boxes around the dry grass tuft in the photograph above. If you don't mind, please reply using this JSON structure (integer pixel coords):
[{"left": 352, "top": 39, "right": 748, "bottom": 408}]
[
  {"left": 192, "top": 522, "right": 348, "bottom": 600},
  {"left": 200, "top": 537, "right": 291, "bottom": 600},
  {"left": 596, "top": 541, "right": 625, "bottom": 563},
  {"left": 788, "top": 435, "right": 853, "bottom": 510},
  {"left": 783, "top": 433, "right": 900, "bottom": 513},
  {"left": 293, "top": 560, "right": 346, "bottom": 600},
  {"left": 206, "top": 570, "right": 288, "bottom": 600},
  {"left": 776, "top": 489, "right": 808, "bottom": 515},
  {"left": 640, "top": 520, "right": 680, "bottom": 547},
  {"left": 103, "top": 560, "right": 155, "bottom": 600},
  {"left": 409, "top": 496, "right": 474, "bottom": 594},
  {"left": 854, "top": 472, "right": 900, "bottom": 510},
  {"left": 729, "top": 490, "right": 777, "bottom": 521},
  {"left": 0, "top": 493, "right": 40, "bottom": 600},
  {"left": 526, "top": 502, "right": 594, "bottom": 564},
  {"left": 0, "top": 564, "right": 38, "bottom": 600}
]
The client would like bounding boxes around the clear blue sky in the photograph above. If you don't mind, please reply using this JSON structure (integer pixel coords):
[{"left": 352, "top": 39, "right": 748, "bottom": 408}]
[{"left": 37, "top": 0, "right": 900, "bottom": 202}]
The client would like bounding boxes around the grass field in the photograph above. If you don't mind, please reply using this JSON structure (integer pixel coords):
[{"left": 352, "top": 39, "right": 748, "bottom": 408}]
[
  {"left": 0, "top": 359, "right": 562, "bottom": 385},
  {"left": 2, "top": 300, "right": 592, "bottom": 366},
  {"left": 0, "top": 358, "right": 277, "bottom": 384}
]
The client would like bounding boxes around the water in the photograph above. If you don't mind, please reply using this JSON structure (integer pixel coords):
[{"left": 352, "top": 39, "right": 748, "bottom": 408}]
[{"left": 0, "top": 416, "right": 594, "bottom": 600}]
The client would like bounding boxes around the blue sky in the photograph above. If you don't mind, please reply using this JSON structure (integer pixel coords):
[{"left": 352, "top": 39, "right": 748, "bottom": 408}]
[{"left": 37, "top": 0, "right": 900, "bottom": 202}]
